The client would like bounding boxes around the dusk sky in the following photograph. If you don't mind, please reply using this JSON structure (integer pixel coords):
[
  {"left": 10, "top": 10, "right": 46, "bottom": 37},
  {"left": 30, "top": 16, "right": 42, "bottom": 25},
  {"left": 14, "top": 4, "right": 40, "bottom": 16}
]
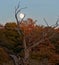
[{"left": 0, "top": 0, "right": 59, "bottom": 25}]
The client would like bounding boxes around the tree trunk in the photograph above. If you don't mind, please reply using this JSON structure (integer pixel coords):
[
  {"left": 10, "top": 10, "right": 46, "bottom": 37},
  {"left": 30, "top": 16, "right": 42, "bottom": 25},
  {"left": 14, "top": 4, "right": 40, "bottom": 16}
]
[
  {"left": 23, "top": 49, "right": 30, "bottom": 65},
  {"left": 22, "top": 37, "right": 30, "bottom": 65}
]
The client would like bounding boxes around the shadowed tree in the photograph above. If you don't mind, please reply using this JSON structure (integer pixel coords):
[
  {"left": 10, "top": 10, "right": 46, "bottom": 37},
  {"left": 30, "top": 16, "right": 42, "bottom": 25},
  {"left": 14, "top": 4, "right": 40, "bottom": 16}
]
[{"left": 0, "top": 1, "right": 59, "bottom": 65}]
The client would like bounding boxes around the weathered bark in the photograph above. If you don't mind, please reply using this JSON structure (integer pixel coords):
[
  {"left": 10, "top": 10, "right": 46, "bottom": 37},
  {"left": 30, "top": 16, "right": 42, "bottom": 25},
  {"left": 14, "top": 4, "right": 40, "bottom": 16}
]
[
  {"left": 10, "top": 54, "right": 27, "bottom": 65},
  {"left": 10, "top": 54, "right": 19, "bottom": 65}
]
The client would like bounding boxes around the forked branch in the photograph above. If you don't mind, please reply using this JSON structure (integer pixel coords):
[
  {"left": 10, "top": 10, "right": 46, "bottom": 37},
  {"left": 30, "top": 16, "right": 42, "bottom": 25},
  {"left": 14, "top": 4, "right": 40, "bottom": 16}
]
[{"left": 15, "top": 1, "right": 27, "bottom": 25}]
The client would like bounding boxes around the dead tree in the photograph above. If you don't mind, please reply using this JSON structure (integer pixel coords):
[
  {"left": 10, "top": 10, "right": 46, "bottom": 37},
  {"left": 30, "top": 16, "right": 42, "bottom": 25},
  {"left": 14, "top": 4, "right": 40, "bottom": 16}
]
[
  {"left": 14, "top": 2, "right": 45, "bottom": 65},
  {"left": 15, "top": 1, "right": 28, "bottom": 65},
  {"left": 14, "top": 2, "right": 55, "bottom": 65}
]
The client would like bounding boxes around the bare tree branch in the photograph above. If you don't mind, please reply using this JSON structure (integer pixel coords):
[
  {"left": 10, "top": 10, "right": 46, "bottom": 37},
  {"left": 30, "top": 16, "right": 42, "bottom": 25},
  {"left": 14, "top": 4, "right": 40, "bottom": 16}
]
[
  {"left": 15, "top": 1, "right": 20, "bottom": 13},
  {"left": 43, "top": 18, "right": 49, "bottom": 27},
  {"left": 28, "top": 39, "right": 44, "bottom": 50},
  {"left": 15, "top": 1, "right": 27, "bottom": 25},
  {"left": 10, "top": 54, "right": 20, "bottom": 65},
  {"left": 27, "top": 27, "right": 56, "bottom": 50},
  {"left": 51, "top": 18, "right": 59, "bottom": 28}
]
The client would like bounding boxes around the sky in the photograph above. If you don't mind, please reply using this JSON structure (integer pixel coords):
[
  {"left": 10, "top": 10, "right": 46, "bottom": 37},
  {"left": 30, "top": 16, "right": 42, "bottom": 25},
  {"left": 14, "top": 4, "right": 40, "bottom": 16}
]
[{"left": 0, "top": 0, "right": 59, "bottom": 25}]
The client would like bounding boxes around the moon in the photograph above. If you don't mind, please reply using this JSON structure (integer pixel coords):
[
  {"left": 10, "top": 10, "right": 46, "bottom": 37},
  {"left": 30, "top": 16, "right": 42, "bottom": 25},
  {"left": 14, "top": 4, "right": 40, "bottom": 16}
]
[{"left": 19, "top": 13, "right": 25, "bottom": 19}]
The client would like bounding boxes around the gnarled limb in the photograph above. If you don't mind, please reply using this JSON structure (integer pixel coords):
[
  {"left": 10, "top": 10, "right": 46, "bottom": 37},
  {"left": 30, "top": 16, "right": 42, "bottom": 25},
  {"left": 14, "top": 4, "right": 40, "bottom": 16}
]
[{"left": 15, "top": 1, "right": 27, "bottom": 25}]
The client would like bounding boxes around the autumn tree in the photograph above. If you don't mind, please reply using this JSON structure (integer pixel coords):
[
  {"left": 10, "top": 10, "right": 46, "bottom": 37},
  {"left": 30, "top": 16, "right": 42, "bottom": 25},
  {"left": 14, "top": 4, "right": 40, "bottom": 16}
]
[
  {"left": 0, "top": 1, "right": 59, "bottom": 65},
  {"left": 0, "top": 22, "right": 24, "bottom": 65}
]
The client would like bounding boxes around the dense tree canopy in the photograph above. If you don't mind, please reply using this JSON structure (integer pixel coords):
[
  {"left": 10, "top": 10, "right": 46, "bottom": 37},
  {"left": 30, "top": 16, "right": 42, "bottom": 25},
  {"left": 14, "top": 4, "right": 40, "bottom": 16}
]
[{"left": 0, "top": 18, "right": 59, "bottom": 65}]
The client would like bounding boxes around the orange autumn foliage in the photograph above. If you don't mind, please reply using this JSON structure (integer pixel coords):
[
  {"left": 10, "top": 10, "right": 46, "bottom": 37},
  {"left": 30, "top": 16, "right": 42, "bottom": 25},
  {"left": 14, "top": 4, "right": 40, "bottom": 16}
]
[{"left": 19, "top": 18, "right": 36, "bottom": 35}]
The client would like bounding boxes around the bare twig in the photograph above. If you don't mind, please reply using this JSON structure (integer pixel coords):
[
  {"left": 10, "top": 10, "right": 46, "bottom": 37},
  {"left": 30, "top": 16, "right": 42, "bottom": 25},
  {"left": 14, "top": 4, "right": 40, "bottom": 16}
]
[
  {"left": 15, "top": 1, "right": 27, "bottom": 24},
  {"left": 51, "top": 18, "right": 59, "bottom": 28},
  {"left": 43, "top": 18, "right": 49, "bottom": 27}
]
